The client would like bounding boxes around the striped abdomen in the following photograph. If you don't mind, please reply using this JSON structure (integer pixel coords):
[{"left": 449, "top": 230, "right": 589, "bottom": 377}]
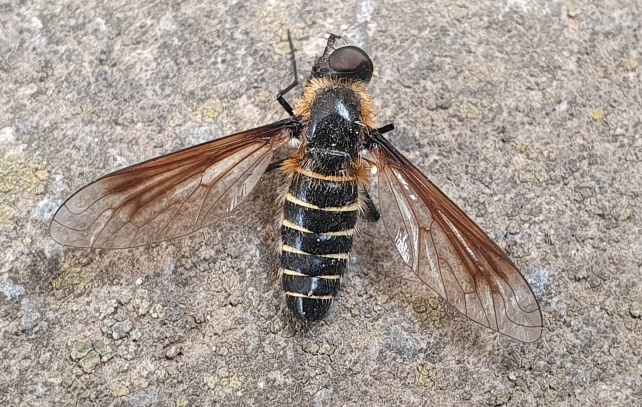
[{"left": 280, "top": 159, "right": 359, "bottom": 322}]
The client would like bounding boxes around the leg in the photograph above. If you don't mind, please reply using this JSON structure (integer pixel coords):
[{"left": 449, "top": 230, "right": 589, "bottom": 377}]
[
  {"left": 277, "top": 31, "right": 299, "bottom": 117},
  {"left": 360, "top": 123, "right": 391, "bottom": 221},
  {"left": 265, "top": 158, "right": 286, "bottom": 174},
  {"left": 364, "top": 123, "right": 395, "bottom": 150},
  {"left": 376, "top": 123, "right": 394, "bottom": 135},
  {"left": 319, "top": 33, "right": 342, "bottom": 60},
  {"left": 361, "top": 188, "right": 380, "bottom": 222}
]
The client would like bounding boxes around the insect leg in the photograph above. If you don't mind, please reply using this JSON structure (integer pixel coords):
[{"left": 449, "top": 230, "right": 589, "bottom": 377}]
[
  {"left": 364, "top": 123, "right": 395, "bottom": 150},
  {"left": 277, "top": 31, "right": 299, "bottom": 117},
  {"left": 360, "top": 123, "right": 391, "bottom": 221},
  {"left": 376, "top": 123, "right": 394, "bottom": 135},
  {"left": 319, "top": 33, "right": 341, "bottom": 59},
  {"left": 361, "top": 187, "right": 380, "bottom": 222},
  {"left": 265, "top": 158, "right": 286, "bottom": 174}
]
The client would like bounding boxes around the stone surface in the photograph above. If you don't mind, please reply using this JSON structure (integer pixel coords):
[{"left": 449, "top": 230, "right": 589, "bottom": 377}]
[{"left": 1, "top": 0, "right": 641, "bottom": 406}]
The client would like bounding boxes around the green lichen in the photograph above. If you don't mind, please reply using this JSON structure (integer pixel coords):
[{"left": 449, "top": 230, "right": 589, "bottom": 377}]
[{"left": 69, "top": 338, "right": 114, "bottom": 372}]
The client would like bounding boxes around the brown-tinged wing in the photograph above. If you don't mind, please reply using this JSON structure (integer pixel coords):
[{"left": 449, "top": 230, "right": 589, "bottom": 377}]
[
  {"left": 369, "top": 134, "right": 542, "bottom": 342},
  {"left": 51, "top": 119, "right": 300, "bottom": 249}
]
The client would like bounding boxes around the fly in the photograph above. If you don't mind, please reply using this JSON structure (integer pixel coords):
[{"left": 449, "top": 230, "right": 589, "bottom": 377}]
[{"left": 51, "top": 33, "right": 543, "bottom": 342}]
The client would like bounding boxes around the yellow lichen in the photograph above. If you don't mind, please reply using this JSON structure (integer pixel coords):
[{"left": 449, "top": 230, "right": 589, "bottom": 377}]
[
  {"left": 620, "top": 208, "right": 631, "bottom": 220},
  {"left": 589, "top": 108, "right": 604, "bottom": 121},
  {"left": 623, "top": 58, "right": 638, "bottom": 70},
  {"left": 202, "top": 99, "right": 223, "bottom": 119},
  {"left": 412, "top": 297, "right": 446, "bottom": 327},
  {"left": 113, "top": 387, "right": 129, "bottom": 397},
  {"left": 203, "top": 370, "right": 244, "bottom": 397},
  {"left": 0, "top": 157, "right": 48, "bottom": 196},
  {"left": 567, "top": 8, "right": 582, "bottom": 18},
  {"left": 274, "top": 40, "right": 292, "bottom": 55},
  {"left": 0, "top": 204, "right": 14, "bottom": 227},
  {"left": 53, "top": 254, "right": 94, "bottom": 294},
  {"left": 417, "top": 366, "right": 436, "bottom": 388},
  {"left": 258, "top": 90, "right": 271, "bottom": 102}
]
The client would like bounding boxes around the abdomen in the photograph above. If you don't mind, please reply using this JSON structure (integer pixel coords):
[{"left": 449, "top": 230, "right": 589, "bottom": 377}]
[{"left": 280, "top": 156, "right": 359, "bottom": 322}]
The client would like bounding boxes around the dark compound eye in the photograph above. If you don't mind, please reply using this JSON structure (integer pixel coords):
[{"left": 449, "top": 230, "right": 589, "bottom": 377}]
[
  {"left": 329, "top": 46, "right": 371, "bottom": 73},
  {"left": 312, "top": 45, "right": 374, "bottom": 83}
]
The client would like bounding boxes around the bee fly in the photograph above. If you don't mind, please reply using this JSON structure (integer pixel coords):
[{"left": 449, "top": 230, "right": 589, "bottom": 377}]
[{"left": 51, "top": 34, "right": 543, "bottom": 342}]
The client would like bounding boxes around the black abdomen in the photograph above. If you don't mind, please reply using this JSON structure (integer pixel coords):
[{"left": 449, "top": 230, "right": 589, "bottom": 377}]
[{"left": 280, "top": 158, "right": 359, "bottom": 322}]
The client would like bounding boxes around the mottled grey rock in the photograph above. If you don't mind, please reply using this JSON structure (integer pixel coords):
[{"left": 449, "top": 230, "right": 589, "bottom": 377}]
[
  {"left": 1, "top": 274, "right": 25, "bottom": 299},
  {"left": 20, "top": 299, "right": 42, "bottom": 332},
  {"left": 165, "top": 345, "right": 182, "bottom": 360}
]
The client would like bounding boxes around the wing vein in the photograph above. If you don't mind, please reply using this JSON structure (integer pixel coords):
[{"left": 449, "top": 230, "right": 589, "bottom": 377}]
[
  {"left": 51, "top": 120, "right": 297, "bottom": 249},
  {"left": 156, "top": 142, "right": 268, "bottom": 242},
  {"left": 369, "top": 135, "right": 542, "bottom": 342},
  {"left": 197, "top": 143, "right": 271, "bottom": 229}
]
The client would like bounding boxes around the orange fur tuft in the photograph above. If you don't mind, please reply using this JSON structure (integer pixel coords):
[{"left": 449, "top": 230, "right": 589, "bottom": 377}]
[
  {"left": 280, "top": 155, "right": 302, "bottom": 176},
  {"left": 354, "top": 159, "right": 371, "bottom": 186}
]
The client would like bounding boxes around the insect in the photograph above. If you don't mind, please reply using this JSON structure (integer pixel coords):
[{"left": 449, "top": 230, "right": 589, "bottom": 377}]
[{"left": 51, "top": 34, "right": 543, "bottom": 342}]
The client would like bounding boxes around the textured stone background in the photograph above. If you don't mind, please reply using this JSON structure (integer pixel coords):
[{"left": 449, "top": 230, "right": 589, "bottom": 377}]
[{"left": 1, "top": 0, "right": 641, "bottom": 406}]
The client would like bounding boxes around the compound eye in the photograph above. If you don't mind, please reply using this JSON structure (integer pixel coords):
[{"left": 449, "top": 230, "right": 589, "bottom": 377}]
[{"left": 329, "top": 46, "right": 373, "bottom": 75}]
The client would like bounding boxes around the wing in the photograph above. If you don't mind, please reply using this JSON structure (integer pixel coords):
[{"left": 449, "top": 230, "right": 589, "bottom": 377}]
[
  {"left": 368, "top": 133, "right": 542, "bottom": 342},
  {"left": 51, "top": 119, "right": 300, "bottom": 249}
]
